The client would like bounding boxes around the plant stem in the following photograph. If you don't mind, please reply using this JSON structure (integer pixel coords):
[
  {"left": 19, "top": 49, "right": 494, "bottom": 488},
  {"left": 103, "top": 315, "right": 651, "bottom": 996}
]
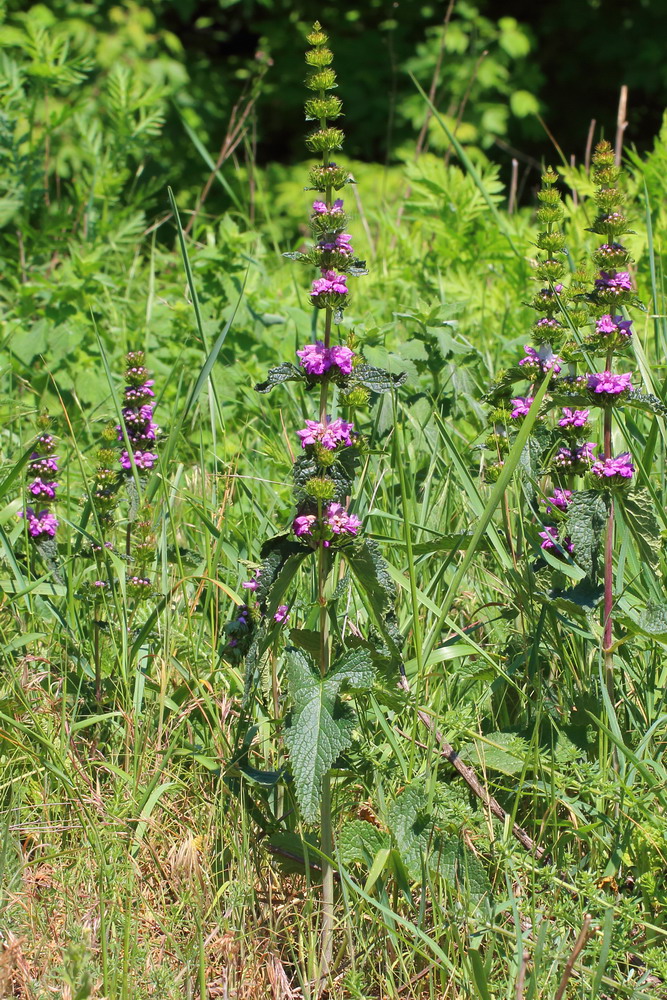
[
  {"left": 94, "top": 619, "right": 101, "bottom": 706},
  {"left": 602, "top": 353, "right": 614, "bottom": 706}
]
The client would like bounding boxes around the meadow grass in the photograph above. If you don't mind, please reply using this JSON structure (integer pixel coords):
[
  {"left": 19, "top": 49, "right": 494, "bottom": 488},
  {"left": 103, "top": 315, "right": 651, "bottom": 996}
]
[{"left": 2, "top": 34, "right": 667, "bottom": 1000}]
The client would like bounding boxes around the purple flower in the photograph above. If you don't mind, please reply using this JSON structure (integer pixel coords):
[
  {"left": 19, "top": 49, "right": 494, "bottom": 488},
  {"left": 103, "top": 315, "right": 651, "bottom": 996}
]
[
  {"left": 543, "top": 489, "right": 573, "bottom": 513},
  {"left": 124, "top": 381, "right": 155, "bottom": 404},
  {"left": 539, "top": 526, "right": 574, "bottom": 555},
  {"left": 318, "top": 233, "right": 354, "bottom": 256},
  {"left": 242, "top": 569, "right": 262, "bottom": 591},
  {"left": 553, "top": 442, "right": 597, "bottom": 471},
  {"left": 312, "top": 199, "right": 344, "bottom": 217},
  {"left": 591, "top": 452, "right": 634, "bottom": 480},
  {"left": 294, "top": 514, "right": 317, "bottom": 537},
  {"left": 519, "top": 344, "right": 562, "bottom": 375},
  {"left": 558, "top": 408, "right": 590, "bottom": 428},
  {"left": 297, "top": 341, "right": 330, "bottom": 375},
  {"left": 28, "top": 478, "right": 58, "bottom": 501},
  {"left": 297, "top": 342, "right": 355, "bottom": 377},
  {"left": 595, "top": 314, "right": 633, "bottom": 338},
  {"left": 328, "top": 345, "right": 354, "bottom": 373},
  {"left": 20, "top": 508, "right": 59, "bottom": 539},
  {"left": 274, "top": 605, "right": 290, "bottom": 623},
  {"left": 296, "top": 418, "right": 355, "bottom": 450},
  {"left": 535, "top": 317, "right": 561, "bottom": 332},
  {"left": 587, "top": 371, "right": 633, "bottom": 396},
  {"left": 29, "top": 455, "right": 59, "bottom": 475},
  {"left": 325, "top": 502, "right": 361, "bottom": 536},
  {"left": 510, "top": 396, "right": 533, "bottom": 419},
  {"left": 595, "top": 271, "right": 633, "bottom": 292},
  {"left": 310, "top": 269, "right": 349, "bottom": 299},
  {"left": 120, "top": 450, "right": 157, "bottom": 471}
]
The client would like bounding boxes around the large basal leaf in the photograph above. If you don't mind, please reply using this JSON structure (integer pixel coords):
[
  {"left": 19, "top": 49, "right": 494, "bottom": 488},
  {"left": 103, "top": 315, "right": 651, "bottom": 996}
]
[
  {"left": 565, "top": 490, "right": 608, "bottom": 576},
  {"left": 620, "top": 602, "right": 667, "bottom": 643},
  {"left": 284, "top": 647, "right": 375, "bottom": 823}
]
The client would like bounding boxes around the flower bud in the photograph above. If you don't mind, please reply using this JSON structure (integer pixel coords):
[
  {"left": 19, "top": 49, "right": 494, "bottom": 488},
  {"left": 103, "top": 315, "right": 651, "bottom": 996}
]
[
  {"left": 340, "top": 386, "right": 370, "bottom": 407},
  {"left": 535, "top": 259, "right": 566, "bottom": 281},
  {"left": 308, "top": 162, "right": 351, "bottom": 191},
  {"left": 305, "top": 96, "right": 343, "bottom": 121},
  {"left": 535, "top": 230, "right": 566, "bottom": 254},
  {"left": 307, "top": 22, "right": 328, "bottom": 46},
  {"left": 306, "top": 127, "right": 344, "bottom": 153},
  {"left": 306, "top": 68, "right": 337, "bottom": 92},
  {"left": 304, "top": 476, "right": 336, "bottom": 501},
  {"left": 314, "top": 444, "right": 337, "bottom": 467},
  {"left": 305, "top": 46, "right": 333, "bottom": 68},
  {"left": 541, "top": 166, "right": 558, "bottom": 185}
]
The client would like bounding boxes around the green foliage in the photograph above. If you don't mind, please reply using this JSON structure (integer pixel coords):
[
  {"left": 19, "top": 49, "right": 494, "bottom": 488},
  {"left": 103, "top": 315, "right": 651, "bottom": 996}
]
[
  {"left": 565, "top": 490, "right": 608, "bottom": 577},
  {"left": 284, "top": 646, "right": 375, "bottom": 823}
]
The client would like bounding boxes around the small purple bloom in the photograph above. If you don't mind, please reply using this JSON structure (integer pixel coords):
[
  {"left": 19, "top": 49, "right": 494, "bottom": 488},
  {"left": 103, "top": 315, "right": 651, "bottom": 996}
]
[
  {"left": 310, "top": 269, "right": 349, "bottom": 299},
  {"left": 29, "top": 455, "right": 59, "bottom": 475},
  {"left": 242, "top": 569, "right": 262, "bottom": 592},
  {"left": 294, "top": 514, "right": 317, "bottom": 537},
  {"left": 591, "top": 452, "right": 634, "bottom": 480},
  {"left": 328, "top": 345, "right": 354, "bottom": 373},
  {"left": 325, "top": 502, "right": 361, "bottom": 536},
  {"left": 587, "top": 371, "right": 633, "bottom": 396},
  {"left": 20, "top": 508, "right": 59, "bottom": 539},
  {"left": 274, "top": 605, "right": 290, "bottom": 623},
  {"left": 28, "top": 478, "right": 58, "bottom": 501},
  {"left": 539, "top": 525, "right": 574, "bottom": 555},
  {"left": 120, "top": 450, "right": 157, "bottom": 471},
  {"left": 510, "top": 396, "right": 533, "bottom": 419},
  {"left": 297, "top": 341, "right": 330, "bottom": 375},
  {"left": 559, "top": 408, "right": 590, "bottom": 428},
  {"left": 543, "top": 489, "right": 573, "bottom": 513},
  {"left": 296, "top": 418, "right": 355, "bottom": 451},
  {"left": 519, "top": 344, "right": 562, "bottom": 375},
  {"left": 595, "top": 271, "right": 633, "bottom": 292},
  {"left": 595, "top": 314, "right": 633, "bottom": 339}
]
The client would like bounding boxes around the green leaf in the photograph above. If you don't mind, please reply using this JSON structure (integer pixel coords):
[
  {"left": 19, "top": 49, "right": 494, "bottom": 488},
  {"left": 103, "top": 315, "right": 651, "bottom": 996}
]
[
  {"left": 386, "top": 783, "right": 432, "bottom": 881},
  {"left": 626, "top": 390, "right": 667, "bottom": 418},
  {"left": 284, "top": 647, "right": 375, "bottom": 823},
  {"left": 549, "top": 578, "right": 605, "bottom": 615},
  {"left": 349, "top": 363, "right": 407, "bottom": 394},
  {"left": 458, "top": 732, "right": 528, "bottom": 776},
  {"left": 619, "top": 488, "right": 661, "bottom": 568},
  {"left": 621, "top": 602, "right": 667, "bottom": 642},
  {"left": 339, "top": 820, "right": 391, "bottom": 866},
  {"left": 267, "top": 831, "right": 321, "bottom": 875},
  {"left": 510, "top": 89, "right": 540, "bottom": 117},
  {"left": 343, "top": 538, "right": 403, "bottom": 659},
  {"left": 254, "top": 362, "right": 305, "bottom": 394},
  {"left": 565, "top": 490, "right": 608, "bottom": 576}
]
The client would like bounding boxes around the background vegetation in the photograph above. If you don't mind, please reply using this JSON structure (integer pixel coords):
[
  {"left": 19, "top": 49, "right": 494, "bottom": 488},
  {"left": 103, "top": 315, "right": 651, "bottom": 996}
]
[{"left": 2, "top": 1, "right": 667, "bottom": 998}]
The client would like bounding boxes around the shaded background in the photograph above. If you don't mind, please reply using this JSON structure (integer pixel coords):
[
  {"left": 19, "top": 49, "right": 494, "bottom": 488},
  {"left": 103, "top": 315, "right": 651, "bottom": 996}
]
[{"left": 4, "top": 0, "right": 667, "bottom": 203}]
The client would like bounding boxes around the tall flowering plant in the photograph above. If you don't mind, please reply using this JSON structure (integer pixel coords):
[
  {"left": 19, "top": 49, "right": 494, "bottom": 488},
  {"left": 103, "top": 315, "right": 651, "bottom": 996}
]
[
  {"left": 229, "top": 21, "right": 405, "bottom": 979},
  {"left": 19, "top": 424, "right": 61, "bottom": 574},
  {"left": 485, "top": 142, "right": 663, "bottom": 702}
]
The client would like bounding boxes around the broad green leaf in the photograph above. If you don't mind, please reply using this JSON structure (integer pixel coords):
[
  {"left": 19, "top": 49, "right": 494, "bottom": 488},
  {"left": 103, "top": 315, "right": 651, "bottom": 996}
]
[
  {"left": 339, "top": 820, "right": 391, "bottom": 866},
  {"left": 548, "top": 579, "right": 605, "bottom": 616},
  {"left": 565, "top": 490, "right": 608, "bottom": 576},
  {"left": 619, "top": 488, "right": 661, "bottom": 568},
  {"left": 284, "top": 647, "right": 375, "bottom": 823},
  {"left": 254, "top": 362, "right": 305, "bottom": 394},
  {"left": 458, "top": 732, "right": 528, "bottom": 776},
  {"left": 386, "top": 783, "right": 432, "bottom": 880}
]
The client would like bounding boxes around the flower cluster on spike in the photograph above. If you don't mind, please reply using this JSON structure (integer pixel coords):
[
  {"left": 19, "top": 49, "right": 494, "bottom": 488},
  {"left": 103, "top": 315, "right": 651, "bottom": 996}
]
[
  {"left": 118, "top": 352, "right": 159, "bottom": 473},
  {"left": 20, "top": 426, "right": 59, "bottom": 541},
  {"left": 484, "top": 147, "right": 640, "bottom": 562}
]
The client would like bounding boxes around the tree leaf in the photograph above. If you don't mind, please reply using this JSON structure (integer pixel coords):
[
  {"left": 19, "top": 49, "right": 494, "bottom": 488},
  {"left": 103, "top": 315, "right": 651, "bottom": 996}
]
[{"left": 284, "top": 646, "right": 375, "bottom": 823}]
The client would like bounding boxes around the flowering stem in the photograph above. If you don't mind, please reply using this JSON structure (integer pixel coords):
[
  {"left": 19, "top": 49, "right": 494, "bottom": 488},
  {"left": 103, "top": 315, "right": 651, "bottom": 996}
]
[
  {"left": 602, "top": 345, "right": 615, "bottom": 706},
  {"left": 94, "top": 619, "right": 102, "bottom": 706}
]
